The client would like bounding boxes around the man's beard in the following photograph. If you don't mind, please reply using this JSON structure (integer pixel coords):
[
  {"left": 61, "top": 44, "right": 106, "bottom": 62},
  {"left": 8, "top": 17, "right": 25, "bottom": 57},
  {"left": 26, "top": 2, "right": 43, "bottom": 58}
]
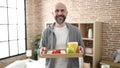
[{"left": 55, "top": 15, "right": 66, "bottom": 25}]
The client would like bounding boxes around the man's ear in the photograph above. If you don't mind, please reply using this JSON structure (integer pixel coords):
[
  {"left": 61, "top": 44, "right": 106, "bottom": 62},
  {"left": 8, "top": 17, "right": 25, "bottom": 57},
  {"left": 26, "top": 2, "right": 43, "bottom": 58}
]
[{"left": 66, "top": 11, "right": 68, "bottom": 15}]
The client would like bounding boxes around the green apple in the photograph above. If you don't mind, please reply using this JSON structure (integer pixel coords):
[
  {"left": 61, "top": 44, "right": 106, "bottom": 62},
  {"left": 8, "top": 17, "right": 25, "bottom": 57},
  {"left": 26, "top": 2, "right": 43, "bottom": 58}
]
[{"left": 66, "top": 47, "right": 74, "bottom": 53}]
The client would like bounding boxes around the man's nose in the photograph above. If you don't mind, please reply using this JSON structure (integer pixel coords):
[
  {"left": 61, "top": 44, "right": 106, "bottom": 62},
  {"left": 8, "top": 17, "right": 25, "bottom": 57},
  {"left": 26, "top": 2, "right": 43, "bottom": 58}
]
[{"left": 58, "top": 11, "right": 63, "bottom": 15}]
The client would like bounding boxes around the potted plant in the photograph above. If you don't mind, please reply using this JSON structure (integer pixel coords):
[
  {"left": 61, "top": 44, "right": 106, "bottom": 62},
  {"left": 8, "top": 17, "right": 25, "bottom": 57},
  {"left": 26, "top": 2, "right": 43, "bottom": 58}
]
[{"left": 32, "top": 34, "right": 41, "bottom": 60}]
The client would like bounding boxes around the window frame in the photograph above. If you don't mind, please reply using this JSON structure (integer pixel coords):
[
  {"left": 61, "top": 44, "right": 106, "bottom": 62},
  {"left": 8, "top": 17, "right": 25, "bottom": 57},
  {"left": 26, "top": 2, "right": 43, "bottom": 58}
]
[{"left": 0, "top": 0, "right": 27, "bottom": 60}]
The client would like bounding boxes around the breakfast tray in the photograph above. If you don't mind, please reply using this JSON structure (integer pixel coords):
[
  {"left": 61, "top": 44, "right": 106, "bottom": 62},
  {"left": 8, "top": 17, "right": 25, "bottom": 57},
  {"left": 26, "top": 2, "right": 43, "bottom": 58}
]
[{"left": 41, "top": 49, "right": 82, "bottom": 58}]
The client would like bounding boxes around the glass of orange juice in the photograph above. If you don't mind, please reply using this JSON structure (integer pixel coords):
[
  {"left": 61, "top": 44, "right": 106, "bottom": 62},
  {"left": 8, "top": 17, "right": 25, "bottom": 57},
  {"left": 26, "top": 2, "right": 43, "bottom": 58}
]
[{"left": 67, "top": 42, "right": 78, "bottom": 53}]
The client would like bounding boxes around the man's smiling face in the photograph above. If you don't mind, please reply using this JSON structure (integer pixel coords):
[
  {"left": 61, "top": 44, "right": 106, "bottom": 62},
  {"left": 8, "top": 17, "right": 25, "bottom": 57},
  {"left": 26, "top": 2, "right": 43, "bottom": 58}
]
[{"left": 52, "top": 3, "right": 68, "bottom": 25}]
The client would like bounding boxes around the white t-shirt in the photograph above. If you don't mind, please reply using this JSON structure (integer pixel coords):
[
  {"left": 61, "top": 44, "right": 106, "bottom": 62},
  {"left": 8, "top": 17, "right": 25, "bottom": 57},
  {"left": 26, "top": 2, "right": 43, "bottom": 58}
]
[{"left": 53, "top": 25, "right": 68, "bottom": 68}]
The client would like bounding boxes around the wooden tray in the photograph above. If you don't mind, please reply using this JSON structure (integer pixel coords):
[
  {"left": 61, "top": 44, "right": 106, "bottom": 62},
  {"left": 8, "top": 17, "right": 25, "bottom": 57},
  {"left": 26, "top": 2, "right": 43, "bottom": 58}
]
[{"left": 41, "top": 49, "right": 82, "bottom": 58}]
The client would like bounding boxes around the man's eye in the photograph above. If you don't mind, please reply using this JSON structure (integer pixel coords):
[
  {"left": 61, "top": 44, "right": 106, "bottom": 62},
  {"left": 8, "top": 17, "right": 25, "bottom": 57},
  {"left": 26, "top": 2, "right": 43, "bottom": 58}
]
[
  {"left": 61, "top": 9, "right": 64, "bottom": 12},
  {"left": 55, "top": 10, "right": 59, "bottom": 12}
]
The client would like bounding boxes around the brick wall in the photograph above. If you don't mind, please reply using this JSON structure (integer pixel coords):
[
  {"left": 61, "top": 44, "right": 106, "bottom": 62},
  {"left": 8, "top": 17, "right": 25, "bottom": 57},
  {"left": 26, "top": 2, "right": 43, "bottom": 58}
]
[
  {"left": 26, "top": 0, "right": 42, "bottom": 50},
  {"left": 39, "top": 0, "right": 120, "bottom": 61}
]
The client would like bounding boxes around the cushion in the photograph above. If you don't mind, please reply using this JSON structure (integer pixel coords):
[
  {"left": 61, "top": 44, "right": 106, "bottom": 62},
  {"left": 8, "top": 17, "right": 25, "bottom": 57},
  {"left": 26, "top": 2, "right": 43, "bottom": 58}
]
[{"left": 114, "top": 49, "right": 120, "bottom": 63}]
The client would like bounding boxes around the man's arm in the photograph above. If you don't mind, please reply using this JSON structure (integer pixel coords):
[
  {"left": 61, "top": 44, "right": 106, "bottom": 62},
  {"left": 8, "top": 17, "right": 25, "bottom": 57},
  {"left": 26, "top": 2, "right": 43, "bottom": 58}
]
[{"left": 77, "top": 29, "right": 86, "bottom": 56}]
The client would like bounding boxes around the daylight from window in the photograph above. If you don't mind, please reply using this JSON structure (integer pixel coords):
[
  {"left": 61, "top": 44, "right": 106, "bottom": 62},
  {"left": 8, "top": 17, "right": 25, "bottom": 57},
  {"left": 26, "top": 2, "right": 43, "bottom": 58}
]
[{"left": 0, "top": 0, "right": 26, "bottom": 59}]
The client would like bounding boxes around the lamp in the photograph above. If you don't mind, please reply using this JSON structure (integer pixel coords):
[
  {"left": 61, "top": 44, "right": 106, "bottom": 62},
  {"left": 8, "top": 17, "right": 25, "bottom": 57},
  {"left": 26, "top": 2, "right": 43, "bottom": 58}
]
[{"left": 26, "top": 50, "right": 32, "bottom": 59}]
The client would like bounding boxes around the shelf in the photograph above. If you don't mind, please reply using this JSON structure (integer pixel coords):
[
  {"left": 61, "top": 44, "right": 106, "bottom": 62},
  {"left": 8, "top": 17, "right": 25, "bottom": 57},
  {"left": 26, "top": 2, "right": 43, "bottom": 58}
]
[
  {"left": 86, "top": 53, "right": 93, "bottom": 57},
  {"left": 80, "top": 24, "right": 93, "bottom": 38},
  {"left": 80, "top": 22, "right": 102, "bottom": 68},
  {"left": 70, "top": 23, "right": 79, "bottom": 27},
  {"left": 83, "top": 62, "right": 91, "bottom": 68},
  {"left": 82, "top": 38, "right": 93, "bottom": 41}
]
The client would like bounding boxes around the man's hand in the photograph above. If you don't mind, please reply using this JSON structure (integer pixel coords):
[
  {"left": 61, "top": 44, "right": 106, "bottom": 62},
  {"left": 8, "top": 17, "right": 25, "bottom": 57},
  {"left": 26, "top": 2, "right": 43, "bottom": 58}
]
[
  {"left": 40, "top": 47, "right": 47, "bottom": 56},
  {"left": 78, "top": 46, "right": 84, "bottom": 54}
]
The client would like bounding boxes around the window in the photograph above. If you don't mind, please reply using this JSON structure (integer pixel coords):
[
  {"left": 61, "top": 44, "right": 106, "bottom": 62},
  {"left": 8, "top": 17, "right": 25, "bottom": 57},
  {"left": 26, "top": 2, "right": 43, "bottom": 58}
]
[{"left": 0, "top": 0, "right": 26, "bottom": 59}]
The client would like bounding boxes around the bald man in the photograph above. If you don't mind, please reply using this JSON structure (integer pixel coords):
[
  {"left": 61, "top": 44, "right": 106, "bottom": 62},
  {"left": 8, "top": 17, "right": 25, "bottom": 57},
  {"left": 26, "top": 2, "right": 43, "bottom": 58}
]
[
  {"left": 39, "top": 2, "right": 85, "bottom": 68},
  {"left": 52, "top": 2, "right": 68, "bottom": 27}
]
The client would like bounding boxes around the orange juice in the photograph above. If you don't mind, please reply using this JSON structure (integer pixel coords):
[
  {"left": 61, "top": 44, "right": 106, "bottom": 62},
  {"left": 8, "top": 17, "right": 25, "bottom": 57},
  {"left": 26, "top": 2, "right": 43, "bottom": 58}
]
[{"left": 67, "top": 42, "right": 78, "bottom": 53}]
